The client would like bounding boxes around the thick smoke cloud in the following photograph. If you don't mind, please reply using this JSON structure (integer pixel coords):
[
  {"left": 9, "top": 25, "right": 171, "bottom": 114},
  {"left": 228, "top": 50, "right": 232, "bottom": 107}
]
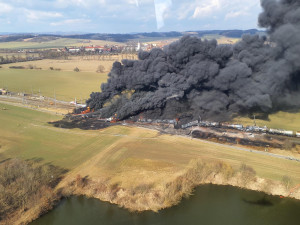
[{"left": 87, "top": 0, "right": 300, "bottom": 122}]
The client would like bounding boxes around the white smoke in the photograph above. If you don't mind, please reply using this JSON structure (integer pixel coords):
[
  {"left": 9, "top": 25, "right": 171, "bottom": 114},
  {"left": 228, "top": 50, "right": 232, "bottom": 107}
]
[{"left": 154, "top": 0, "right": 172, "bottom": 29}]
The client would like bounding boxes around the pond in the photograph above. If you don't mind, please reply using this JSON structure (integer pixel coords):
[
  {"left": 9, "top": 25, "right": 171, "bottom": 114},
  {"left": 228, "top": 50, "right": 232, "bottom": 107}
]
[{"left": 30, "top": 184, "right": 300, "bottom": 225}]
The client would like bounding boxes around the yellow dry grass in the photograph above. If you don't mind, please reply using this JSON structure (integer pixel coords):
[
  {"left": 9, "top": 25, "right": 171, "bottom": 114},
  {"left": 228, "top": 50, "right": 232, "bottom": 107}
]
[
  {"left": 215, "top": 36, "right": 240, "bottom": 44},
  {"left": 71, "top": 39, "right": 126, "bottom": 47},
  {"left": 144, "top": 36, "right": 240, "bottom": 46},
  {"left": 58, "top": 125, "right": 300, "bottom": 190},
  {"left": 201, "top": 35, "right": 240, "bottom": 44},
  {"left": 1, "top": 102, "right": 300, "bottom": 213},
  {"left": 0, "top": 54, "right": 138, "bottom": 73}
]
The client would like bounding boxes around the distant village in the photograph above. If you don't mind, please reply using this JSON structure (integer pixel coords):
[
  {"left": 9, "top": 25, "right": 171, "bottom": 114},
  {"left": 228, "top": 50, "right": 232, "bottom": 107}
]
[
  {"left": 61, "top": 41, "right": 169, "bottom": 54},
  {"left": 0, "top": 41, "right": 173, "bottom": 64}
]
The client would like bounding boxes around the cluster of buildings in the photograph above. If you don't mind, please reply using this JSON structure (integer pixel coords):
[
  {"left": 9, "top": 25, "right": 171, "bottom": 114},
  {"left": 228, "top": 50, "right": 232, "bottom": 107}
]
[
  {"left": 65, "top": 45, "right": 120, "bottom": 54},
  {"left": 64, "top": 41, "right": 169, "bottom": 54}
]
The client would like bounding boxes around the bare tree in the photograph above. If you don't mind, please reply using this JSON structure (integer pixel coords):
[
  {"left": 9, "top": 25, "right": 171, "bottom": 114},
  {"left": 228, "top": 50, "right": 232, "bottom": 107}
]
[{"left": 239, "top": 164, "right": 256, "bottom": 185}]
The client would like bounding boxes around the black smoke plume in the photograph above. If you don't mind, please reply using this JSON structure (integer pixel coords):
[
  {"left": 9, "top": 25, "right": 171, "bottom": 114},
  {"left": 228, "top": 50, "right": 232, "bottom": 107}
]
[{"left": 87, "top": 0, "right": 300, "bottom": 121}]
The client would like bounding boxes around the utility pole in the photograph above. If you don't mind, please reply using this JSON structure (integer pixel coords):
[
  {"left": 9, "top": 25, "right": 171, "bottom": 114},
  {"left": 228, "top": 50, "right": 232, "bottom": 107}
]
[
  {"left": 54, "top": 89, "right": 56, "bottom": 108},
  {"left": 253, "top": 115, "right": 256, "bottom": 126}
]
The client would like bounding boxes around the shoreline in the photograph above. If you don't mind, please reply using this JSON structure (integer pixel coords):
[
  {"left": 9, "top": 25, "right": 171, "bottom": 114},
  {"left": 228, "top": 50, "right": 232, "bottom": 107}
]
[
  {"left": 68, "top": 174, "right": 299, "bottom": 212},
  {"left": 58, "top": 159, "right": 300, "bottom": 212},
  {"left": 7, "top": 162, "right": 300, "bottom": 225}
]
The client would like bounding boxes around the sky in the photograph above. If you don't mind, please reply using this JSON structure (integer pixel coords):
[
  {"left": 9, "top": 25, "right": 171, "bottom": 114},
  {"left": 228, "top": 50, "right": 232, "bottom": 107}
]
[{"left": 0, "top": 0, "right": 262, "bottom": 33}]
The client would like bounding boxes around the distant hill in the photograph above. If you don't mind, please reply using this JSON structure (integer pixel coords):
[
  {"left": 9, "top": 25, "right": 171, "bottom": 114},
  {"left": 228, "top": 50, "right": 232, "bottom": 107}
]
[
  {"left": 0, "top": 29, "right": 265, "bottom": 43},
  {"left": 195, "top": 29, "right": 264, "bottom": 38},
  {"left": 0, "top": 34, "right": 35, "bottom": 42},
  {"left": 63, "top": 31, "right": 183, "bottom": 42}
]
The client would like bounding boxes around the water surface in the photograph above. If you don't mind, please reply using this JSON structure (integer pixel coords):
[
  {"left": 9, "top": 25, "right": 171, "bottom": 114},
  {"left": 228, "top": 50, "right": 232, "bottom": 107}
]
[{"left": 30, "top": 184, "right": 300, "bottom": 225}]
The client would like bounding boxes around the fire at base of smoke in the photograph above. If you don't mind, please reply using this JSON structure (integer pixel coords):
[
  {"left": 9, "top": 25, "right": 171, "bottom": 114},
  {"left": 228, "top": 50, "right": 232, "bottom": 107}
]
[{"left": 86, "top": 0, "right": 300, "bottom": 122}]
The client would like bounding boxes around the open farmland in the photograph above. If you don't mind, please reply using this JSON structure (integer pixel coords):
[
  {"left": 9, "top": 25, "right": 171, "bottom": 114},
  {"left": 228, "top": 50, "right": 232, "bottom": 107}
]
[
  {"left": 0, "top": 35, "right": 238, "bottom": 50},
  {"left": 201, "top": 34, "right": 240, "bottom": 44},
  {"left": 143, "top": 36, "right": 240, "bottom": 48},
  {"left": 0, "top": 52, "right": 40, "bottom": 59},
  {"left": 0, "top": 68, "right": 106, "bottom": 101},
  {"left": 0, "top": 38, "right": 124, "bottom": 49},
  {"left": 0, "top": 54, "right": 137, "bottom": 73},
  {"left": 0, "top": 102, "right": 299, "bottom": 185}
]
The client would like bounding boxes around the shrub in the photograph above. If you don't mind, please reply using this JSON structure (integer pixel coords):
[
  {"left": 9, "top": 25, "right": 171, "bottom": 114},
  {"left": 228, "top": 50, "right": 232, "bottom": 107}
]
[
  {"left": 282, "top": 175, "right": 292, "bottom": 191},
  {"left": 215, "top": 161, "right": 234, "bottom": 180},
  {"left": 96, "top": 65, "right": 105, "bottom": 73},
  {"left": 27, "top": 64, "right": 34, "bottom": 69},
  {"left": 9, "top": 66, "right": 25, "bottom": 69},
  {"left": 239, "top": 164, "right": 256, "bottom": 185}
]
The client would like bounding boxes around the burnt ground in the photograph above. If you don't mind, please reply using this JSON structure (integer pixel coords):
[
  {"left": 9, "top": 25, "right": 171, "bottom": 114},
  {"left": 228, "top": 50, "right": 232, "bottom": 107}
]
[
  {"left": 49, "top": 117, "right": 115, "bottom": 130},
  {"left": 50, "top": 116, "right": 299, "bottom": 151},
  {"left": 191, "top": 130, "right": 282, "bottom": 149}
]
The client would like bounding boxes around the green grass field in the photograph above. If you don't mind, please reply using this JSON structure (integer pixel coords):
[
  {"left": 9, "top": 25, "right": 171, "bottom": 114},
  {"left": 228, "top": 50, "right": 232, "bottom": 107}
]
[
  {"left": 0, "top": 102, "right": 299, "bottom": 185},
  {"left": 0, "top": 68, "right": 106, "bottom": 101},
  {"left": 0, "top": 38, "right": 123, "bottom": 49},
  {"left": 233, "top": 112, "right": 300, "bottom": 132},
  {"left": 0, "top": 102, "right": 123, "bottom": 169}
]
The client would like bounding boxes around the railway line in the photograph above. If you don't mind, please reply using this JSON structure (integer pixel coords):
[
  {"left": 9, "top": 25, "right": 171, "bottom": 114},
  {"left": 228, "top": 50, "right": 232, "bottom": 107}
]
[{"left": 0, "top": 94, "right": 75, "bottom": 114}]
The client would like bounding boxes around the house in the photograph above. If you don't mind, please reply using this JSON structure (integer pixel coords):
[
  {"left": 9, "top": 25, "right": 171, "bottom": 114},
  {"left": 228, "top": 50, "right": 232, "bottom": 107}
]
[
  {"left": 68, "top": 48, "right": 81, "bottom": 53},
  {"left": 84, "top": 46, "right": 96, "bottom": 52}
]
